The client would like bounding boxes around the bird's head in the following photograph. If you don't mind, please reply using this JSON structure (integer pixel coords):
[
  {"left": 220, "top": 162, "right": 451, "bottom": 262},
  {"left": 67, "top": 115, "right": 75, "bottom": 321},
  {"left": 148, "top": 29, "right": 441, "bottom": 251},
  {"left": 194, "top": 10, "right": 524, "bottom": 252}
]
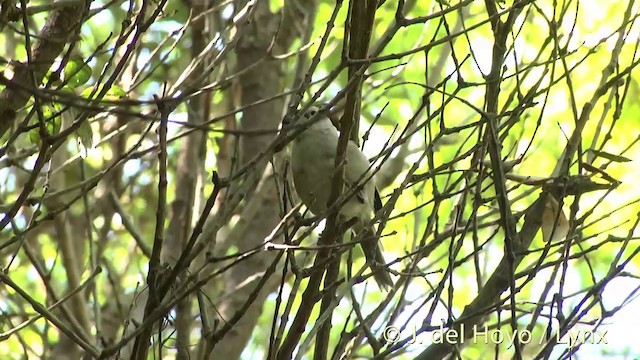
[
  {"left": 293, "top": 102, "right": 342, "bottom": 128},
  {"left": 299, "top": 103, "right": 329, "bottom": 123}
]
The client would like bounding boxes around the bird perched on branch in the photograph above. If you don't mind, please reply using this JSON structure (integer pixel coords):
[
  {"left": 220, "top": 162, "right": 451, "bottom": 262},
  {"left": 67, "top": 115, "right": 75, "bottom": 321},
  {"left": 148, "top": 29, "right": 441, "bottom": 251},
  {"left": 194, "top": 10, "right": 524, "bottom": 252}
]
[{"left": 288, "top": 104, "right": 393, "bottom": 289}]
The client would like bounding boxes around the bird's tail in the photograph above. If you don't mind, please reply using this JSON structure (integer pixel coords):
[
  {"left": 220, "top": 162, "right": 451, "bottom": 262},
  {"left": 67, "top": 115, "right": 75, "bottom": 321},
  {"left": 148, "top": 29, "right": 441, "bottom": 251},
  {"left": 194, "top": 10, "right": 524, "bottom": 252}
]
[{"left": 353, "top": 221, "right": 393, "bottom": 289}]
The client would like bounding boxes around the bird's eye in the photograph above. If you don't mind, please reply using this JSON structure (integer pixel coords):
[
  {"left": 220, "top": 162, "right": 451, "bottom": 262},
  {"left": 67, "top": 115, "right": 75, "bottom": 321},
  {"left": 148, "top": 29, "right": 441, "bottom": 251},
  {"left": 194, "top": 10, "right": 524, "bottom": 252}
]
[{"left": 308, "top": 109, "right": 317, "bottom": 117}]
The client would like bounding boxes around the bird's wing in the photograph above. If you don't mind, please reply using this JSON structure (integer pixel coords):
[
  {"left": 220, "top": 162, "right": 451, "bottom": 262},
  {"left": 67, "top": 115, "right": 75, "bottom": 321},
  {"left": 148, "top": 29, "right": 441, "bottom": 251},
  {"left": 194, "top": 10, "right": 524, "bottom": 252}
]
[{"left": 343, "top": 141, "right": 377, "bottom": 211}]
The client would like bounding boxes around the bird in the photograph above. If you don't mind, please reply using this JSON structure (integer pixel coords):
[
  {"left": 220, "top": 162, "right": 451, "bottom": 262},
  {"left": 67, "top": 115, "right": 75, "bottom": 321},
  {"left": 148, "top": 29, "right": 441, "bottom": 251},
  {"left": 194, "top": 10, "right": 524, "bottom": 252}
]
[{"left": 289, "top": 104, "right": 393, "bottom": 289}]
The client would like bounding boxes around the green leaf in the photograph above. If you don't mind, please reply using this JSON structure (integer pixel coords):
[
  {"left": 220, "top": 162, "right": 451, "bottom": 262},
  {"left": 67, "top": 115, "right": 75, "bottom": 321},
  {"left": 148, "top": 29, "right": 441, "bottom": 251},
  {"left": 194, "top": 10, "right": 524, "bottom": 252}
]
[
  {"left": 81, "top": 84, "right": 127, "bottom": 101},
  {"left": 76, "top": 120, "right": 94, "bottom": 158},
  {"left": 64, "top": 58, "right": 92, "bottom": 87},
  {"left": 28, "top": 105, "right": 63, "bottom": 144},
  {"left": 589, "top": 149, "right": 632, "bottom": 163},
  {"left": 106, "top": 85, "right": 127, "bottom": 99}
]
